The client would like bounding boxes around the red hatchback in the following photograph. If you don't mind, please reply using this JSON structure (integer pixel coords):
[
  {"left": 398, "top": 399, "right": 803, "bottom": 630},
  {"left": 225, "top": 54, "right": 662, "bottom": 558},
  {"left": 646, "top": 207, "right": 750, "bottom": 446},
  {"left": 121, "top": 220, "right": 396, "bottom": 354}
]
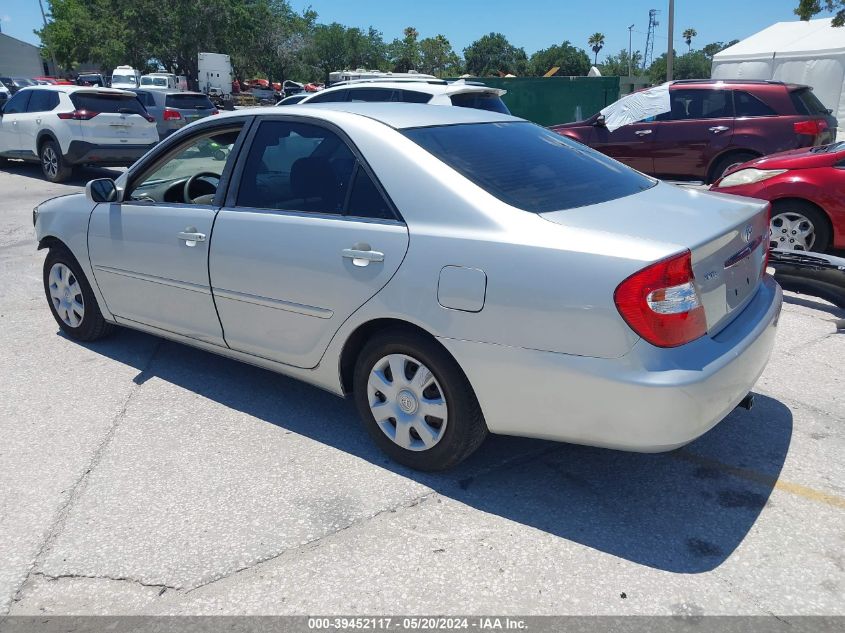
[
  {"left": 552, "top": 80, "right": 837, "bottom": 183},
  {"left": 710, "top": 142, "right": 845, "bottom": 253}
]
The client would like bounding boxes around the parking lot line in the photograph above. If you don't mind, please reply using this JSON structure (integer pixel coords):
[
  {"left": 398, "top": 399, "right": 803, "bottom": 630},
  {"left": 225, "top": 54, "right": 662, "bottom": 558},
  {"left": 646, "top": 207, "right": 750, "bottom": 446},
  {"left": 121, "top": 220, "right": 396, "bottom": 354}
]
[{"left": 674, "top": 449, "right": 845, "bottom": 509}]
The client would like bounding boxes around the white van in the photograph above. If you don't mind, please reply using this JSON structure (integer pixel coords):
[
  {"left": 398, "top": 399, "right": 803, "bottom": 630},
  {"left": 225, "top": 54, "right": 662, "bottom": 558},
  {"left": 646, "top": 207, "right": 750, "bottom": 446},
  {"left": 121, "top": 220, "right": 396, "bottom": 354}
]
[
  {"left": 110, "top": 65, "right": 141, "bottom": 89},
  {"left": 140, "top": 73, "right": 188, "bottom": 91}
]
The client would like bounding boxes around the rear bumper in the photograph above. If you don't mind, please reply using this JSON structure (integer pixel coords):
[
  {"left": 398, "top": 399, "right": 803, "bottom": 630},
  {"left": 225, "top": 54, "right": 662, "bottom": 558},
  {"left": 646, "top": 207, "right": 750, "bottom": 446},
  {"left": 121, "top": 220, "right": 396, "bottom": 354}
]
[
  {"left": 65, "top": 141, "right": 156, "bottom": 166},
  {"left": 439, "top": 276, "right": 783, "bottom": 451}
]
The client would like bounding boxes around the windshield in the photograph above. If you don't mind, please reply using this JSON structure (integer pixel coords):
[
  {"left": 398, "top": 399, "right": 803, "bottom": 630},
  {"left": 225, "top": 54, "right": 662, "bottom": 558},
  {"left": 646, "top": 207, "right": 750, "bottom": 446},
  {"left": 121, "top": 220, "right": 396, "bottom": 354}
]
[
  {"left": 403, "top": 121, "right": 656, "bottom": 213},
  {"left": 112, "top": 74, "right": 136, "bottom": 85}
]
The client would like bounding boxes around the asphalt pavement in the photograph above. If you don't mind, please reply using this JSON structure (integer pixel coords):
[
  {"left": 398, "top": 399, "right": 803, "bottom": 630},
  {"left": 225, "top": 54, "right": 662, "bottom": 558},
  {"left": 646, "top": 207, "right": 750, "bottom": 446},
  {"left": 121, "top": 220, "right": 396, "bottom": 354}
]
[{"left": 0, "top": 162, "right": 842, "bottom": 617}]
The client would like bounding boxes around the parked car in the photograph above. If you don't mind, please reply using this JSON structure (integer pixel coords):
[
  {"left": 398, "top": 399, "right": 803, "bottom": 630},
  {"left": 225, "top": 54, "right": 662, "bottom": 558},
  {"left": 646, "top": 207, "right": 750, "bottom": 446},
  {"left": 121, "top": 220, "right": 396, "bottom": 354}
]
[
  {"left": 33, "top": 76, "right": 74, "bottom": 86},
  {"left": 710, "top": 142, "right": 845, "bottom": 252},
  {"left": 140, "top": 73, "right": 188, "bottom": 91},
  {"left": 76, "top": 73, "right": 108, "bottom": 87},
  {"left": 33, "top": 103, "right": 781, "bottom": 470},
  {"left": 0, "top": 85, "right": 157, "bottom": 182},
  {"left": 552, "top": 80, "right": 837, "bottom": 183},
  {"left": 276, "top": 94, "right": 308, "bottom": 106},
  {"left": 110, "top": 65, "right": 141, "bottom": 89},
  {"left": 292, "top": 78, "right": 510, "bottom": 113},
  {"left": 0, "top": 77, "right": 36, "bottom": 94},
  {"left": 130, "top": 89, "right": 218, "bottom": 139}
]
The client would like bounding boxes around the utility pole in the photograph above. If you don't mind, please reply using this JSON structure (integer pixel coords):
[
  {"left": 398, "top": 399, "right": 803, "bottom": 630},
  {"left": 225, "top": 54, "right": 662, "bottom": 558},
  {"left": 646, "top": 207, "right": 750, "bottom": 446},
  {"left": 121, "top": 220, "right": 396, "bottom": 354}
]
[
  {"left": 667, "top": 0, "right": 675, "bottom": 81},
  {"left": 37, "top": 0, "right": 59, "bottom": 76},
  {"left": 628, "top": 24, "right": 634, "bottom": 77}
]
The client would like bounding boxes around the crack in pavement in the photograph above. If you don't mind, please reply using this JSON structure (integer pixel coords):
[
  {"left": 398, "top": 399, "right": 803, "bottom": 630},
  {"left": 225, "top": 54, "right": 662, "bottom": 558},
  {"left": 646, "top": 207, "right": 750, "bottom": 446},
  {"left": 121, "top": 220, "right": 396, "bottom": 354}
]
[
  {"left": 31, "top": 571, "right": 177, "bottom": 593},
  {"left": 3, "top": 339, "right": 165, "bottom": 615}
]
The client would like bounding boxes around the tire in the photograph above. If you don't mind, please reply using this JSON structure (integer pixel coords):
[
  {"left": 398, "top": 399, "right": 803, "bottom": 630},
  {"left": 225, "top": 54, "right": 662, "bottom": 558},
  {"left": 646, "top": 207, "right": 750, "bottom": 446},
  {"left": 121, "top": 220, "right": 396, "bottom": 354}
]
[
  {"left": 770, "top": 199, "right": 831, "bottom": 253},
  {"left": 40, "top": 139, "right": 72, "bottom": 183},
  {"left": 43, "top": 246, "right": 114, "bottom": 341},
  {"left": 710, "top": 152, "right": 758, "bottom": 184},
  {"left": 353, "top": 329, "right": 488, "bottom": 471}
]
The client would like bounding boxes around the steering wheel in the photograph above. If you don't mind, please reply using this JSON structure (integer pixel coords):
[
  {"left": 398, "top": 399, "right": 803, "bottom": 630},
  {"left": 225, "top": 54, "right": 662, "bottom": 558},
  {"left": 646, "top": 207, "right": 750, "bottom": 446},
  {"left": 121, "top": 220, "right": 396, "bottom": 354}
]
[{"left": 183, "top": 171, "right": 221, "bottom": 204}]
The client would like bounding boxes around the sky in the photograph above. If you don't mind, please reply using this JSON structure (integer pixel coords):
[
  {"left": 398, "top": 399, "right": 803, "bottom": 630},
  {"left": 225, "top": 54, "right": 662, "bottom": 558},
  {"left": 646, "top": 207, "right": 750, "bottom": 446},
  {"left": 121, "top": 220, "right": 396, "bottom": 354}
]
[{"left": 0, "top": 0, "right": 835, "bottom": 63}]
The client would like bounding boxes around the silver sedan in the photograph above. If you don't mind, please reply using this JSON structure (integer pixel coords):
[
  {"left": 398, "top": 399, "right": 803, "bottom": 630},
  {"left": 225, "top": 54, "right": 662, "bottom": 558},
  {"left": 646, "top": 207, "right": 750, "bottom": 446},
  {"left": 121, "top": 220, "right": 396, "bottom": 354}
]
[{"left": 34, "top": 104, "right": 782, "bottom": 470}]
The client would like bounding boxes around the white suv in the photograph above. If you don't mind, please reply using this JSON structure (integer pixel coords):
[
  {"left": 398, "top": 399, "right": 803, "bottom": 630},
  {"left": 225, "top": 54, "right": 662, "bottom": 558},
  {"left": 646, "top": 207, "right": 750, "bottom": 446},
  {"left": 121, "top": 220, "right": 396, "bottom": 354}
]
[
  {"left": 283, "top": 79, "right": 510, "bottom": 114},
  {"left": 0, "top": 85, "right": 158, "bottom": 182}
]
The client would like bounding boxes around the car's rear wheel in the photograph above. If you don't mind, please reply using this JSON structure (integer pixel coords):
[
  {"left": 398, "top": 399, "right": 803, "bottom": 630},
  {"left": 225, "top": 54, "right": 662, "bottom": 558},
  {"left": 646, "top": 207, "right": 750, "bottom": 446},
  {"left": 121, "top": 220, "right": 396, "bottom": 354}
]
[
  {"left": 40, "top": 140, "right": 72, "bottom": 183},
  {"left": 769, "top": 200, "right": 831, "bottom": 253},
  {"left": 353, "top": 329, "right": 487, "bottom": 471},
  {"left": 710, "top": 152, "right": 758, "bottom": 184},
  {"left": 43, "top": 246, "right": 113, "bottom": 341}
]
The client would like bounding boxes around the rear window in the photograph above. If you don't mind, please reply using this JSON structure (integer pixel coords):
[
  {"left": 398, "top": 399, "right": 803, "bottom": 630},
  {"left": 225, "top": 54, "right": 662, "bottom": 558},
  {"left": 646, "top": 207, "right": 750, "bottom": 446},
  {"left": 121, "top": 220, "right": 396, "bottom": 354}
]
[
  {"left": 404, "top": 122, "right": 655, "bottom": 213},
  {"left": 165, "top": 93, "right": 214, "bottom": 109},
  {"left": 449, "top": 92, "right": 510, "bottom": 114},
  {"left": 70, "top": 93, "right": 147, "bottom": 115},
  {"left": 790, "top": 88, "right": 830, "bottom": 115}
]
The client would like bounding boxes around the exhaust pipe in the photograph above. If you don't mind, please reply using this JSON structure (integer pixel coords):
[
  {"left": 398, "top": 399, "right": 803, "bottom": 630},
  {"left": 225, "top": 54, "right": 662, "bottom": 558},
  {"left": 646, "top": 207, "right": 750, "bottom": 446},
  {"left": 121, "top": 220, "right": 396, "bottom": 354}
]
[{"left": 737, "top": 393, "right": 755, "bottom": 411}]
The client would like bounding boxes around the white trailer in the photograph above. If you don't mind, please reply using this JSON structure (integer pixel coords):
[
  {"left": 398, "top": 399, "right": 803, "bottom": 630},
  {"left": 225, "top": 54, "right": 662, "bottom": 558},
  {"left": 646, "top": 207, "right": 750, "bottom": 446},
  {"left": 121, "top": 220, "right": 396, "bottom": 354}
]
[{"left": 198, "top": 52, "right": 232, "bottom": 98}]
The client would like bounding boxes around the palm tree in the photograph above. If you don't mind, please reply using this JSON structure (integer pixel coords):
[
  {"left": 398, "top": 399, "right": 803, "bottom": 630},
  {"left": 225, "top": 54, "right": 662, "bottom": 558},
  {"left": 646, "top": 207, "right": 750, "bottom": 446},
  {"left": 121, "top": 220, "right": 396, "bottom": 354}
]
[
  {"left": 683, "top": 28, "right": 697, "bottom": 53},
  {"left": 588, "top": 32, "right": 605, "bottom": 66}
]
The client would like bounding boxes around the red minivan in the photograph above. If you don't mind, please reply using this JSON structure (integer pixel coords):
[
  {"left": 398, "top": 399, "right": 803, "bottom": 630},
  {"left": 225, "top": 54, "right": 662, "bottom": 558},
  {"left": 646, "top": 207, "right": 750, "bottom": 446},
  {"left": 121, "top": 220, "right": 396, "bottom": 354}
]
[{"left": 551, "top": 80, "right": 837, "bottom": 183}]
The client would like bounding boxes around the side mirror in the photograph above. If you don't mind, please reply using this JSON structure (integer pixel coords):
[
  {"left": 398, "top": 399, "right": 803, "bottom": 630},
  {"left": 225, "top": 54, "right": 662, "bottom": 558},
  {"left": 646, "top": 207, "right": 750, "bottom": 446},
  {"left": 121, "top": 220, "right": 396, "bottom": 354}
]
[
  {"left": 594, "top": 115, "right": 606, "bottom": 127},
  {"left": 86, "top": 178, "right": 118, "bottom": 203}
]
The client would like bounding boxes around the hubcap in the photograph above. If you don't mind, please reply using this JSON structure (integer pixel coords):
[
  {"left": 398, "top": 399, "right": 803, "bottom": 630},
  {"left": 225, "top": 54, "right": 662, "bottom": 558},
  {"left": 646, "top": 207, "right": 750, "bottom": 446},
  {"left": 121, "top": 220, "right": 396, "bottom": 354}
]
[
  {"left": 48, "top": 262, "right": 84, "bottom": 327},
  {"left": 367, "top": 354, "right": 448, "bottom": 452},
  {"left": 42, "top": 147, "right": 58, "bottom": 178},
  {"left": 770, "top": 212, "right": 815, "bottom": 252}
]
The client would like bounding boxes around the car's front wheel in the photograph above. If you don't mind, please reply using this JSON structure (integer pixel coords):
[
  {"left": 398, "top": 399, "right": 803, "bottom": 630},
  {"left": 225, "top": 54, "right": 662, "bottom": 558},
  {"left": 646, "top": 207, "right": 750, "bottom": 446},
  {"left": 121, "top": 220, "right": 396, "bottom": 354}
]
[
  {"left": 353, "top": 329, "right": 487, "bottom": 471},
  {"left": 769, "top": 200, "right": 831, "bottom": 253},
  {"left": 40, "top": 140, "right": 72, "bottom": 183},
  {"left": 43, "top": 246, "right": 113, "bottom": 341}
]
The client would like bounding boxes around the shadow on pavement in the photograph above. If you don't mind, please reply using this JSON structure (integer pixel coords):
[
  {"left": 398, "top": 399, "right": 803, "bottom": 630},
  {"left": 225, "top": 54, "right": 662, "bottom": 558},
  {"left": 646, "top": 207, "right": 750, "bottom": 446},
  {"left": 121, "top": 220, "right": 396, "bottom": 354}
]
[
  {"left": 67, "top": 327, "right": 793, "bottom": 574},
  {"left": 782, "top": 293, "right": 845, "bottom": 317},
  {"left": 0, "top": 159, "right": 123, "bottom": 186}
]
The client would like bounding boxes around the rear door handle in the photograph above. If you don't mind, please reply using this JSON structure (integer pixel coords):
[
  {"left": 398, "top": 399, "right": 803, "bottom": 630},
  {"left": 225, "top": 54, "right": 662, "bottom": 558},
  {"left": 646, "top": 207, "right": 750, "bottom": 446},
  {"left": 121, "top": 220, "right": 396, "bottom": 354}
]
[
  {"left": 342, "top": 248, "right": 384, "bottom": 267},
  {"left": 177, "top": 231, "right": 206, "bottom": 247},
  {"left": 709, "top": 126, "right": 730, "bottom": 133},
  {"left": 634, "top": 129, "right": 653, "bottom": 136}
]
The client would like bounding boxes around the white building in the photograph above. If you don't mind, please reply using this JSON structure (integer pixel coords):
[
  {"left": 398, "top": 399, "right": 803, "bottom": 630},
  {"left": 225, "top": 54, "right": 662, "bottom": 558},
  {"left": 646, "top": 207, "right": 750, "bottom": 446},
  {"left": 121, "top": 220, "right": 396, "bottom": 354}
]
[
  {"left": 712, "top": 18, "right": 845, "bottom": 137},
  {"left": 0, "top": 32, "right": 47, "bottom": 78}
]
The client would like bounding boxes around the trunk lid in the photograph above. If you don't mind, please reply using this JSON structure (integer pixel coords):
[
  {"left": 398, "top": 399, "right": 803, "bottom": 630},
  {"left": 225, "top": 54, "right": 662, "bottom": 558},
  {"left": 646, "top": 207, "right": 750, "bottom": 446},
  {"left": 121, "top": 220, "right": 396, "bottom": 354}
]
[{"left": 540, "top": 182, "right": 770, "bottom": 335}]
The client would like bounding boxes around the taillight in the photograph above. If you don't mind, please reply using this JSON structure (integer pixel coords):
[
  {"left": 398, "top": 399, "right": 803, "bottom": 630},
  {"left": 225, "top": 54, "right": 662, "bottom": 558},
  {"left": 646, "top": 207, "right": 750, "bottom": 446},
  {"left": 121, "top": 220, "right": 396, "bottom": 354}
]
[
  {"left": 762, "top": 203, "right": 771, "bottom": 275},
  {"left": 793, "top": 119, "right": 827, "bottom": 136},
  {"left": 211, "top": 109, "right": 220, "bottom": 115},
  {"left": 57, "top": 110, "right": 98, "bottom": 120},
  {"left": 144, "top": 114, "right": 155, "bottom": 123},
  {"left": 614, "top": 250, "right": 707, "bottom": 348},
  {"left": 163, "top": 108, "right": 182, "bottom": 121}
]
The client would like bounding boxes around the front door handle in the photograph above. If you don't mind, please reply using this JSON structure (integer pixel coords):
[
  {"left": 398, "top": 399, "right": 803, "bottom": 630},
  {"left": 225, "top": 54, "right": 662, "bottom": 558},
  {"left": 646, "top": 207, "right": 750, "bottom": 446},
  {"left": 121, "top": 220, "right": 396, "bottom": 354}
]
[
  {"left": 634, "top": 129, "right": 653, "bottom": 136},
  {"left": 342, "top": 247, "right": 384, "bottom": 267},
  {"left": 177, "top": 230, "right": 206, "bottom": 247},
  {"left": 709, "top": 126, "right": 730, "bottom": 133}
]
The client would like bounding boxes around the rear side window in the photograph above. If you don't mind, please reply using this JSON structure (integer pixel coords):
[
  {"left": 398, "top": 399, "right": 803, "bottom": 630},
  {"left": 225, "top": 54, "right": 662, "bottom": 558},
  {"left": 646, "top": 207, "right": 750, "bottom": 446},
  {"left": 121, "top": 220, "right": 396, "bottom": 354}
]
[
  {"left": 790, "top": 88, "right": 830, "bottom": 115},
  {"left": 449, "top": 92, "right": 510, "bottom": 114},
  {"left": 664, "top": 89, "right": 733, "bottom": 120},
  {"left": 27, "top": 90, "right": 59, "bottom": 112},
  {"left": 404, "top": 122, "right": 655, "bottom": 213},
  {"left": 236, "top": 120, "right": 356, "bottom": 214},
  {"left": 346, "top": 167, "right": 394, "bottom": 220},
  {"left": 400, "top": 90, "right": 432, "bottom": 103},
  {"left": 165, "top": 93, "right": 214, "bottom": 109},
  {"left": 70, "top": 93, "right": 147, "bottom": 115},
  {"left": 733, "top": 91, "right": 776, "bottom": 117}
]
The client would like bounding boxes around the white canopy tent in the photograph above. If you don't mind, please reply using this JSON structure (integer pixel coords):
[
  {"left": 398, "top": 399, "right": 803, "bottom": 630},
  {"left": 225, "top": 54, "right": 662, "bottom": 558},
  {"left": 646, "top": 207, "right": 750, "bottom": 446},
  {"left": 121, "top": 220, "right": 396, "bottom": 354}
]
[{"left": 712, "top": 18, "right": 845, "bottom": 138}]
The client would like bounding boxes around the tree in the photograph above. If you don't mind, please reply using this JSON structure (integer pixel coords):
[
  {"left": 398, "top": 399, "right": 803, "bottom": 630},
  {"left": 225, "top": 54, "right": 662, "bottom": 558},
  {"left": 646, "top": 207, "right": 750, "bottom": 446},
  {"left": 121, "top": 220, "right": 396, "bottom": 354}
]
[
  {"left": 420, "top": 35, "right": 460, "bottom": 77},
  {"left": 388, "top": 26, "right": 421, "bottom": 72},
  {"left": 588, "top": 32, "right": 605, "bottom": 66},
  {"left": 310, "top": 22, "right": 353, "bottom": 83},
  {"left": 683, "top": 28, "right": 697, "bottom": 52},
  {"left": 648, "top": 50, "right": 710, "bottom": 83},
  {"left": 463, "top": 32, "right": 527, "bottom": 76},
  {"left": 527, "top": 41, "right": 590, "bottom": 76},
  {"left": 701, "top": 40, "right": 739, "bottom": 59},
  {"left": 795, "top": 0, "right": 845, "bottom": 26},
  {"left": 600, "top": 49, "right": 643, "bottom": 77}
]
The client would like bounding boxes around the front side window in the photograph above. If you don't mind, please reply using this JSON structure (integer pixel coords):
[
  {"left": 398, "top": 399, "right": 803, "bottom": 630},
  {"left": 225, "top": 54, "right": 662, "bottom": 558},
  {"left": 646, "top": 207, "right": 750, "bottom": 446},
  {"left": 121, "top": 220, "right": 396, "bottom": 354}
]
[
  {"left": 404, "top": 121, "right": 655, "bottom": 213},
  {"left": 236, "top": 120, "right": 356, "bottom": 214},
  {"left": 2, "top": 90, "right": 31, "bottom": 114},
  {"left": 128, "top": 127, "right": 241, "bottom": 204},
  {"left": 664, "top": 89, "right": 733, "bottom": 120}
]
